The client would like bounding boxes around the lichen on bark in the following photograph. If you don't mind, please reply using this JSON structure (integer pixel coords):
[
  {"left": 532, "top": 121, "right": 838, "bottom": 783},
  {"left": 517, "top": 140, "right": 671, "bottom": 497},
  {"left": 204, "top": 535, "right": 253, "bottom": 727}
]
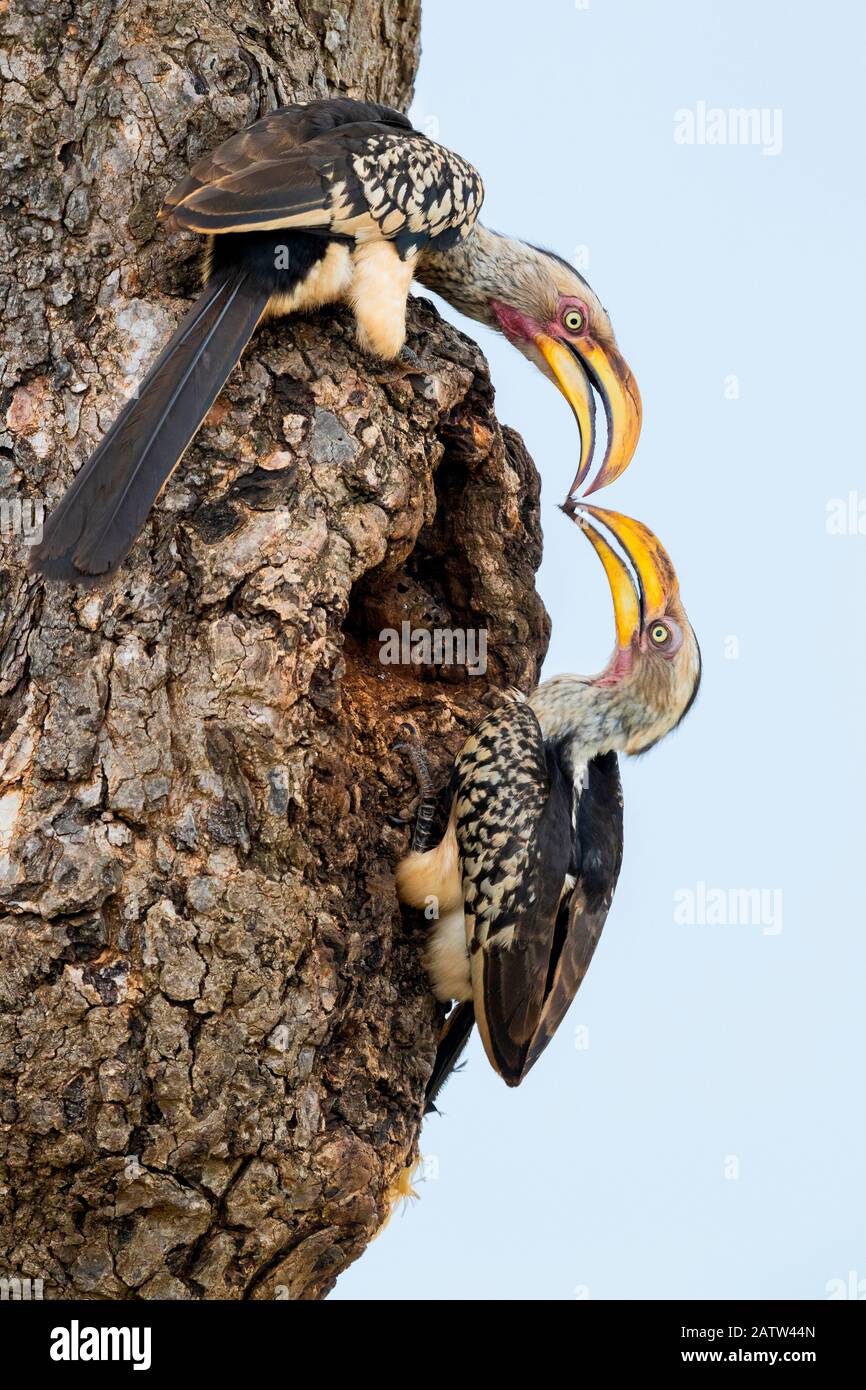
[{"left": 0, "top": 0, "right": 549, "bottom": 1297}]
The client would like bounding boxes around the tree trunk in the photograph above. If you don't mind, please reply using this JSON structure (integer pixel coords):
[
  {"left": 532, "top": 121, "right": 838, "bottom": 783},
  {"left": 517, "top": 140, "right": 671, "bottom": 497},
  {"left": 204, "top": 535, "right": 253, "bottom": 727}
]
[{"left": 0, "top": 1, "right": 548, "bottom": 1299}]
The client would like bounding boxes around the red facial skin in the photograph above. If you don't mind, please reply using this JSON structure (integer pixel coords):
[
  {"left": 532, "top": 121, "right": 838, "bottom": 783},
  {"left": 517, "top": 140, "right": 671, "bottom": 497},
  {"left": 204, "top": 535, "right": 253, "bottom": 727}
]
[
  {"left": 491, "top": 296, "right": 592, "bottom": 346},
  {"left": 596, "top": 644, "right": 636, "bottom": 687},
  {"left": 555, "top": 296, "right": 592, "bottom": 340},
  {"left": 595, "top": 618, "right": 684, "bottom": 687},
  {"left": 490, "top": 299, "right": 538, "bottom": 344}
]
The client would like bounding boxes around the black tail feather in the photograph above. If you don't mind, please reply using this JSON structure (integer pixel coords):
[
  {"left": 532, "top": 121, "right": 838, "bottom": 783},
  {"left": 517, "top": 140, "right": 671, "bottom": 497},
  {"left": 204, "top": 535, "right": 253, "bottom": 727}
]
[
  {"left": 424, "top": 1002, "right": 475, "bottom": 1115},
  {"left": 30, "top": 269, "right": 270, "bottom": 584}
]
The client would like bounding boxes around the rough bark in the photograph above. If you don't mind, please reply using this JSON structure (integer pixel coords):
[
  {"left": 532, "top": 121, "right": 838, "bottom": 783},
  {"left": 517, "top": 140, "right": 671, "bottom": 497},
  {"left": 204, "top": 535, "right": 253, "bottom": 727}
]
[{"left": 0, "top": 1, "right": 549, "bottom": 1298}]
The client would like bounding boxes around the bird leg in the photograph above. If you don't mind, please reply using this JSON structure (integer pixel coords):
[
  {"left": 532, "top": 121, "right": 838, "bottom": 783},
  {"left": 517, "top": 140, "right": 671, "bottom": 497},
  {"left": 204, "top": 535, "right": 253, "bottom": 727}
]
[
  {"left": 392, "top": 721, "right": 436, "bottom": 852},
  {"left": 373, "top": 344, "right": 432, "bottom": 380},
  {"left": 393, "top": 345, "right": 430, "bottom": 377}
]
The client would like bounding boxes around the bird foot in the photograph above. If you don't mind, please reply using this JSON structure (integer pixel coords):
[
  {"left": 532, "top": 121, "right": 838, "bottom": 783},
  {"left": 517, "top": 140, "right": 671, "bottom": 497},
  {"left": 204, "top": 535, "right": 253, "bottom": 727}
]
[
  {"left": 392, "top": 721, "right": 436, "bottom": 852},
  {"left": 384, "top": 346, "right": 431, "bottom": 379}
]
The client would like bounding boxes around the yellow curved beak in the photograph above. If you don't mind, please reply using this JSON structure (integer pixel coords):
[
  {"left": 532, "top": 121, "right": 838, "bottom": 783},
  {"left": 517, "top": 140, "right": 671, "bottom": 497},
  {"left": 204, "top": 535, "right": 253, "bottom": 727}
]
[
  {"left": 538, "top": 333, "right": 642, "bottom": 500},
  {"left": 579, "top": 342, "right": 642, "bottom": 496},
  {"left": 573, "top": 512, "right": 639, "bottom": 648},
  {"left": 535, "top": 335, "right": 596, "bottom": 493},
  {"left": 573, "top": 504, "right": 680, "bottom": 642}
]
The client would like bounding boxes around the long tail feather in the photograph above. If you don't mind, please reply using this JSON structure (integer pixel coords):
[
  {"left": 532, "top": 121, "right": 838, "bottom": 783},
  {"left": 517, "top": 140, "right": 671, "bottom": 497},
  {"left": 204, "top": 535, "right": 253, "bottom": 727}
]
[
  {"left": 424, "top": 1002, "right": 475, "bottom": 1115},
  {"left": 30, "top": 270, "right": 271, "bottom": 583}
]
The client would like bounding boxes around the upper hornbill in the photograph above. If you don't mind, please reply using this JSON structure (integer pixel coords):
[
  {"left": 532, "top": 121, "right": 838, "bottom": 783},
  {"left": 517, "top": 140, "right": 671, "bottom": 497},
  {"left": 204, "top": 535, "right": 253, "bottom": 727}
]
[
  {"left": 395, "top": 506, "right": 700, "bottom": 1107},
  {"left": 29, "top": 98, "right": 641, "bottom": 585}
]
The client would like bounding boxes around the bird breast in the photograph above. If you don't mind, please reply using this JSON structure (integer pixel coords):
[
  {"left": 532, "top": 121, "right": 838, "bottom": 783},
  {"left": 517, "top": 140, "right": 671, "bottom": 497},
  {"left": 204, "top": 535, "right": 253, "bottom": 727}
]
[{"left": 394, "top": 802, "right": 462, "bottom": 915}]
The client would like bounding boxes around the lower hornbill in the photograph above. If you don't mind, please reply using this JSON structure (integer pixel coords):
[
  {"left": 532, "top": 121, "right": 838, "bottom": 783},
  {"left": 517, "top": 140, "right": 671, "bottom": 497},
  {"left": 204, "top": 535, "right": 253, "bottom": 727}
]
[
  {"left": 29, "top": 98, "right": 641, "bottom": 585},
  {"left": 395, "top": 507, "right": 700, "bottom": 1108}
]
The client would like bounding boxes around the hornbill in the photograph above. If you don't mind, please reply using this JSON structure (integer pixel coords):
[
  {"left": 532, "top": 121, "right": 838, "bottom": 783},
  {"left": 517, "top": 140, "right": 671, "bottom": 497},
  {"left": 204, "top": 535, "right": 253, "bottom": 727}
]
[
  {"left": 29, "top": 98, "right": 640, "bottom": 585},
  {"left": 395, "top": 506, "right": 700, "bottom": 1107}
]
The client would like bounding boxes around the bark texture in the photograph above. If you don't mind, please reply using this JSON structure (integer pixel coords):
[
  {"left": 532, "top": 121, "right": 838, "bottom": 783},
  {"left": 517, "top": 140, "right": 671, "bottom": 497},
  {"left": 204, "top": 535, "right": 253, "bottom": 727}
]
[{"left": 0, "top": 1, "right": 549, "bottom": 1298}]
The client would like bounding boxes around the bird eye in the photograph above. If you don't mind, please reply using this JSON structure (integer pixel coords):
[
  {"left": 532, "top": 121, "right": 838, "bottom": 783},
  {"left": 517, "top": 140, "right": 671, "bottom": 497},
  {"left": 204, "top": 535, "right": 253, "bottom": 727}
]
[
  {"left": 562, "top": 308, "right": 585, "bottom": 334},
  {"left": 647, "top": 618, "right": 684, "bottom": 656}
]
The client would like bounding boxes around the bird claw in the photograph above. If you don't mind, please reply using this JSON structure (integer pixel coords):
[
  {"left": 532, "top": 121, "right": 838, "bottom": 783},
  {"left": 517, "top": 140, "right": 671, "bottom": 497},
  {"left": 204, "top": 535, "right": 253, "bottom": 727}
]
[
  {"left": 391, "top": 722, "right": 430, "bottom": 784},
  {"left": 392, "top": 721, "right": 436, "bottom": 851},
  {"left": 391, "top": 720, "right": 421, "bottom": 754},
  {"left": 385, "top": 346, "right": 430, "bottom": 379}
]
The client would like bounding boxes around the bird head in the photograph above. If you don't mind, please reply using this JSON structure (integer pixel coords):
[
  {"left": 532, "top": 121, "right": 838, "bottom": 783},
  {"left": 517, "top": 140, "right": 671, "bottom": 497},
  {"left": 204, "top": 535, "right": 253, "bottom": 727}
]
[
  {"left": 489, "top": 246, "right": 642, "bottom": 497},
  {"left": 575, "top": 505, "right": 701, "bottom": 754}
]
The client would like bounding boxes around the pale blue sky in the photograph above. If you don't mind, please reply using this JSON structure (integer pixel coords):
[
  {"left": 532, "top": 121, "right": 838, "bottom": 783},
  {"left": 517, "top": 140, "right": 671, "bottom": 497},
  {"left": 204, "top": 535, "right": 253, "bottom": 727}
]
[{"left": 333, "top": 0, "right": 866, "bottom": 1300}]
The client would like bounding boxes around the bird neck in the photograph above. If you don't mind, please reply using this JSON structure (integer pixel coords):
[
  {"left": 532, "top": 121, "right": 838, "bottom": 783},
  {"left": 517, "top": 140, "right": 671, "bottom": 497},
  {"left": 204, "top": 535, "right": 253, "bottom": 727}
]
[
  {"left": 529, "top": 674, "right": 632, "bottom": 761},
  {"left": 415, "top": 224, "right": 537, "bottom": 326}
]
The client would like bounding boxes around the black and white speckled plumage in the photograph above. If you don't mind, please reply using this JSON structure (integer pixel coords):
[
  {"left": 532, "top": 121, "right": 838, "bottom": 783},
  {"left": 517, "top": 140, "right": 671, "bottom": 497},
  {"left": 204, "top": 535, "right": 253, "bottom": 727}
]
[
  {"left": 396, "top": 506, "right": 700, "bottom": 1098},
  {"left": 455, "top": 699, "right": 559, "bottom": 953},
  {"left": 163, "top": 98, "right": 484, "bottom": 259},
  {"left": 453, "top": 694, "right": 623, "bottom": 1084},
  {"left": 32, "top": 95, "right": 640, "bottom": 595},
  {"left": 30, "top": 99, "right": 485, "bottom": 584}
]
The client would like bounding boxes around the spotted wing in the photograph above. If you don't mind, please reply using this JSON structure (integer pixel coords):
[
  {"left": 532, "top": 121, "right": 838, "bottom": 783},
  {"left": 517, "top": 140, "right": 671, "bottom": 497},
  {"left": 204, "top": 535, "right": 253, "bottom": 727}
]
[
  {"left": 454, "top": 699, "right": 623, "bottom": 1084},
  {"left": 162, "top": 98, "right": 483, "bottom": 255},
  {"left": 522, "top": 750, "right": 623, "bottom": 1076},
  {"left": 161, "top": 99, "right": 411, "bottom": 218}
]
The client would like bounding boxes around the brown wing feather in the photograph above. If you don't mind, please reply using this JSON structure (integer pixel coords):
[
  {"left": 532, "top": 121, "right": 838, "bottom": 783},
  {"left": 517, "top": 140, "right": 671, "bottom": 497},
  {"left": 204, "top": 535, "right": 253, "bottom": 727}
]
[
  {"left": 161, "top": 101, "right": 483, "bottom": 251},
  {"left": 162, "top": 99, "right": 411, "bottom": 219},
  {"left": 523, "top": 752, "right": 624, "bottom": 1075}
]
